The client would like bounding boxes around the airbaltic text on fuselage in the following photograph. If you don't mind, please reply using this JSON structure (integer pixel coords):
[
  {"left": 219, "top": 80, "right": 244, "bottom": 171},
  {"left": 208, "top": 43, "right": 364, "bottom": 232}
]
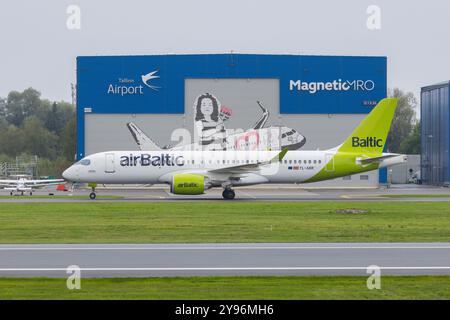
[
  {"left": 352, "top": 137, "right": 383, "bottom": 148},
  {"left": 120, "top": 154, "right": 185, "bottom": 167}
]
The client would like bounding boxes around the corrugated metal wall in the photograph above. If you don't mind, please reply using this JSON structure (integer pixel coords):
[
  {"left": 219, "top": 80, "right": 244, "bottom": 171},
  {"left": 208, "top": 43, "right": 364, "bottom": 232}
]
[{"left": 421, "top": 82, "right": 450, "bottom": 185}]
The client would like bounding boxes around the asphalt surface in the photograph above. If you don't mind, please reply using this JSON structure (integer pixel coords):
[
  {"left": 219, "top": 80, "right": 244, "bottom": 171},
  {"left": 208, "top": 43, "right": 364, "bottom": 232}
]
[
  {"left": 1, "top": 243, "right": 450, "bottom": 277},
  {"left": 1, "top": 184, "right": 450, "bottom": 202}
]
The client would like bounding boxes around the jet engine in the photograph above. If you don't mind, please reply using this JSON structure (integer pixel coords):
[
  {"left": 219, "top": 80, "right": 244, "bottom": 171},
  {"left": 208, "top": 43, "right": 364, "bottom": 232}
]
[{"left": 170, "top": 174, "right": 211, "bottom": 195}]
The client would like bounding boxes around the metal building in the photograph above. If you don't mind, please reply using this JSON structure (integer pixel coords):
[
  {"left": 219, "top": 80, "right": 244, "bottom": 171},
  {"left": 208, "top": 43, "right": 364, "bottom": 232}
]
[
  {"left": 421, "top": 81, "right": 450, "bottom": 185},
  {"left": 76, "top": 54, "right": 387, "bottom": 187}
]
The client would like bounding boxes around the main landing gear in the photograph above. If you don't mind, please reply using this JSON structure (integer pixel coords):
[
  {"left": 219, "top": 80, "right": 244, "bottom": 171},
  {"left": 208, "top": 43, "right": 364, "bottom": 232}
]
[{"left": 222, "top": 188, "right": 236, "bottom": 200}]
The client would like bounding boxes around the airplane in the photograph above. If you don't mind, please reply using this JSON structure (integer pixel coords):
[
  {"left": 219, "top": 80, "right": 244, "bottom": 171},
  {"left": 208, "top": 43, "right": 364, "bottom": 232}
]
[
  {"left": 0, "top": 174, "right": 65, "bottom": 196},
  {"left": 127, "top": 122, "right": 306, "bottom": 152},
  {"left": 63, "top": 98, "right": 406, "bottom": 200},
  {"left": 126, "top": 101, "right": 306, "bottom": 152}
]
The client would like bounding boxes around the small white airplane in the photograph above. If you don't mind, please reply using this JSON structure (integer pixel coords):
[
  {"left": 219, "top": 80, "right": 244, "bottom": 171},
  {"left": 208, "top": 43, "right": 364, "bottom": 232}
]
[
  {"left": 0, "top": 174, "right": 65, "bottom": 196},
  {"left": 63, "top": 98, "right": 406, "bottom": 200}
]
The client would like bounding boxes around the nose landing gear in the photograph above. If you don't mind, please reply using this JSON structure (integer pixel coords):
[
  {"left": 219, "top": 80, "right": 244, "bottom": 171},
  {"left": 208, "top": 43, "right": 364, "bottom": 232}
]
[
  {"left": 88, "top": 183, "right": 97, "bottom": 200},
  {"left": 222, "top": 188, "right": 236, "bottom": 200},
  {"left": 89, "top": 186, "right": 96, "bottom": 200}
]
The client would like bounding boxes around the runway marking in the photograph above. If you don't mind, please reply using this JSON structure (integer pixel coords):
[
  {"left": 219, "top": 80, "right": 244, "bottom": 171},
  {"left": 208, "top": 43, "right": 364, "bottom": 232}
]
[
  {"left": 1, "top": 266, "right": 450, "bottom": 272},
  {"left": 1, "top": 245, "right": 450, "bottom": 250}
]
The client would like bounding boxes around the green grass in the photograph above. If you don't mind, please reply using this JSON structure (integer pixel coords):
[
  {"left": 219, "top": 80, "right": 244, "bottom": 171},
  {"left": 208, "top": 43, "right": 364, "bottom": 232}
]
[
  {"left": 1, "top": 276, "right": 449, "bottom": 299},
  {"left": 0, "top": 202, "right": 450, "bottom": 243}
]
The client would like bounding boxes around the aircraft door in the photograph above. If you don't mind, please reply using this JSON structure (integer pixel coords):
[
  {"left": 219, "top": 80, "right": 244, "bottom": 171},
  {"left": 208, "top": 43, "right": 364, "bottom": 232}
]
[
  {"left": 105, "top": 153, "right": 115, "bottom": 173},
  {"left": 325, "top": 154, "right": 335, "bottom": 172}
]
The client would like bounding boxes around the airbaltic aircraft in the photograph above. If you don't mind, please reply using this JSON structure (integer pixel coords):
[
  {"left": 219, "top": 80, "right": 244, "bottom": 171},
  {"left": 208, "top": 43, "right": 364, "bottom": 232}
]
[{"left": 63, "top": 98, "right": 406, "bottom": 200}]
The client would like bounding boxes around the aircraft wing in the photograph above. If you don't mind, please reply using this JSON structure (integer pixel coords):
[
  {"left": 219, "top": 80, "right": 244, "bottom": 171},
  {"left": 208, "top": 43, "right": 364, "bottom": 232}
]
[
  {"left": 0, "top": 180, "right": 22, "bottom": 185},
  {"left": 24, "top": 179, "right": 65, "bottom": 187},
  {"left": 158, "top": 148, "right": 288, "bottom": 185},
  {"left": 208, "top": 148, "right": 288, "bottom": 174}
]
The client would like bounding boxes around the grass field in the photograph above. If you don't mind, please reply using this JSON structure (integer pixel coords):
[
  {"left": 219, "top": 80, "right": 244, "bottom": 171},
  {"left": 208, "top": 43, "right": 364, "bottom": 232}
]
[
  {"left": 1, "top": 276, "right": 449, "bottom": 299},
  {"left": 0, "top": 201, "right": 450, "bottom": 243}
]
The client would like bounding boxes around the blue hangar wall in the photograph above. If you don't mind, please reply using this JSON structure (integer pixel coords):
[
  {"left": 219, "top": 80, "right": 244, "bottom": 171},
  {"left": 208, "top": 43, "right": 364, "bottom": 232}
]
[{"left": 76, "top": 54, "right": 388, "bottom": 183}]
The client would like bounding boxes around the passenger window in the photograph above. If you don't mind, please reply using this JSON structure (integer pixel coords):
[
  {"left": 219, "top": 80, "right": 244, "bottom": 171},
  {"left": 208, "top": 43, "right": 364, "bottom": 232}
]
[
  {"left": 313, "top": 160, "right": 317, "bottom": 164},
  {"left": 308, "top": 160, "right": 312, "bottom": 164}
]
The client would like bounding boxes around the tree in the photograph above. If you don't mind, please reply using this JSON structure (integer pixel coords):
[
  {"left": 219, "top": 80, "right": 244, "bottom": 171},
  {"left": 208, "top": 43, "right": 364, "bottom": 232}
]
[
  {"left": 387, "top": 88, "right": 417, "bottom": 153},
  {"left": 0, "top": 124, "right": 25, "bottom": 156},
  {"left": 0, "top": 97, "right": 7, "bottom": 118},
  {"left": 21, "top": 117, "right": 59, "bottom": 159},
  {"left": 399, "top": 122, "right": 421, "bottom": 154},
  {"left": 4, "top": 88, "right": 41, "bottom": 126},
  {"left": 62, "top": 117, "right": 77, "bottom": 161}
]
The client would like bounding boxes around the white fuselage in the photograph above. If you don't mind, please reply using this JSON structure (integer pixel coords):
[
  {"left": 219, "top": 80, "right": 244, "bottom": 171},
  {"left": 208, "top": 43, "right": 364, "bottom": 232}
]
[{"left": 62, "top": 149, "right": 405, "bottom": 187}]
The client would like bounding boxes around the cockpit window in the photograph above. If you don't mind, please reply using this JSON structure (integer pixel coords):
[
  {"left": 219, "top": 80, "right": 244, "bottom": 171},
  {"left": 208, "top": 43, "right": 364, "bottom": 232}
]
[{"left": 77, "top": 159, "right": 91, "bottom": 166}]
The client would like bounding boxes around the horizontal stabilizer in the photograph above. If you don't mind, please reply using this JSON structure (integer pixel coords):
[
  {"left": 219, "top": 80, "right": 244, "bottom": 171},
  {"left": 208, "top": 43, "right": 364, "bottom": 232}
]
[{"left": 357, "top": 154, "right": 404, "bottom": 165}]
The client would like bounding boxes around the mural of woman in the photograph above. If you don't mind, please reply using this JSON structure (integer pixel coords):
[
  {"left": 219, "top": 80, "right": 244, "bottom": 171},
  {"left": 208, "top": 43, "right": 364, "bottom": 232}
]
[{"left": 194, "top": 93, "right": 228, "bottom": 149}]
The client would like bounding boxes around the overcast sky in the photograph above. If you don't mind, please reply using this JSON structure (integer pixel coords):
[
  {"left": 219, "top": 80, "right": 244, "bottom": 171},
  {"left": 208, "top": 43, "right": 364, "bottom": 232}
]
[{"left": 0, "top": 0, "right": 449, "bottom": 111}]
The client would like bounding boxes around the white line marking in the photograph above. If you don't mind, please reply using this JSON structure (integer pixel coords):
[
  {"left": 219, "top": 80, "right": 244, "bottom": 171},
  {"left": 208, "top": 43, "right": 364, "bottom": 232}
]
[
  {"left": 0, "top": 246, "right": 450, "bottom": 251},
  {"left": 0, "top": 267, "right": 450, "bottom": 272}
]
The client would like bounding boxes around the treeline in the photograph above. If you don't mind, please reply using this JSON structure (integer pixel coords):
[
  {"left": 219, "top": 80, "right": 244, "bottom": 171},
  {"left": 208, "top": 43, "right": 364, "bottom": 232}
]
[
  {"left": 0, "top": 88, "right": 76, "bottom": 176},
  {"left": 387, "top": 88, "right": 421, "bottom": 154}
]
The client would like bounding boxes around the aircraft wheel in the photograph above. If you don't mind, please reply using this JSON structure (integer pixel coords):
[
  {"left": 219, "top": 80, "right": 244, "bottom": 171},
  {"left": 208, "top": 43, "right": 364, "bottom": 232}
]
[
  {"left": 89, "top": 192, "right": 96, "bottom": 200},
  {"left": 10, "top": 192, "right": 13, "bottom": 196},
  {"left": 30, "top": 192, "right": 33, "bottom": 196},
  {"left": 222, "top": 189, "right": 236, "bottom": 200},
  {"left": 21, "top": 191, "right": 24, "bottom": 196}
]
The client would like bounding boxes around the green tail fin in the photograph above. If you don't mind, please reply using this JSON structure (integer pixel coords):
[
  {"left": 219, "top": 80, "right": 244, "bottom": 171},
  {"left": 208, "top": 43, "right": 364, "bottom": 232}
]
[{"left": 338, "top": 98, "right": 398, "bottom": 155}]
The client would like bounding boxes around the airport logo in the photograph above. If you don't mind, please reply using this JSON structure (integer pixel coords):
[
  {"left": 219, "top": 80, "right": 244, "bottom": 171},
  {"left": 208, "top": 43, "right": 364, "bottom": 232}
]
[
  {"left": 141, "top": 70, "right": 160, "bottom": 91},
  {"left": 107, "top": 70, "right": 160, "bottom": 96},
  {"left": 120, "top": 154, "right": 184, "bottom": 167},
  {"left": 289, "top": 79, "right": 375, "bottom": 94},
  {"left": 352, "top": 137, "right": 383, "bottom": 148}
]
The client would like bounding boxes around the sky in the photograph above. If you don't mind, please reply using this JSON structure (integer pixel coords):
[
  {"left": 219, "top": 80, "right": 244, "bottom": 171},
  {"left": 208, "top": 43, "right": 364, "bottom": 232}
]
[{"left": 0, "top": 0, "right": 449, "bottom": 113}]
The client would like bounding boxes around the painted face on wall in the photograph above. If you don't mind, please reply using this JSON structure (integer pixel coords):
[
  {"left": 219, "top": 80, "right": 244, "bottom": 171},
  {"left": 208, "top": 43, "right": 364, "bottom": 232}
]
[{"left": 200, "top": 98, "right": 214, "bottom": 116}]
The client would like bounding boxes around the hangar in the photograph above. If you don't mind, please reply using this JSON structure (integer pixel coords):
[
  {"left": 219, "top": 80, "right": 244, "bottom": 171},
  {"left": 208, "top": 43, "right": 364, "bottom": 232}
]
[
  {"left": 76, "top": 53, "right": 387, "bottom": 187},
  {"left": 421, "top": 81, "right": 450, "bottom": 186}
]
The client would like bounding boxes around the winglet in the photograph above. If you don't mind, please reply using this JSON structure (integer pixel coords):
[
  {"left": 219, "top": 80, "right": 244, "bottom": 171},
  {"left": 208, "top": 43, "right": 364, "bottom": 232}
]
[{"left": 271, "top": 148, "right": 288, "bottom": 162}]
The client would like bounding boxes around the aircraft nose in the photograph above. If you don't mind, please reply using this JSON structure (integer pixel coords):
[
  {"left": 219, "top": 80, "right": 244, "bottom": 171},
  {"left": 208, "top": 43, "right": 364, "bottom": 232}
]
[{"left": 62, "top": 166, "right": 76, "bottom": 181}]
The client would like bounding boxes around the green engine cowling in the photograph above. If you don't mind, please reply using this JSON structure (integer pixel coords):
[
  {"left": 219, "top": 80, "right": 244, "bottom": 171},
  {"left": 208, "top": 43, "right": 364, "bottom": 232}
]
[{"left": 170, "top": 174, "right": 209, "bottom": 195}]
